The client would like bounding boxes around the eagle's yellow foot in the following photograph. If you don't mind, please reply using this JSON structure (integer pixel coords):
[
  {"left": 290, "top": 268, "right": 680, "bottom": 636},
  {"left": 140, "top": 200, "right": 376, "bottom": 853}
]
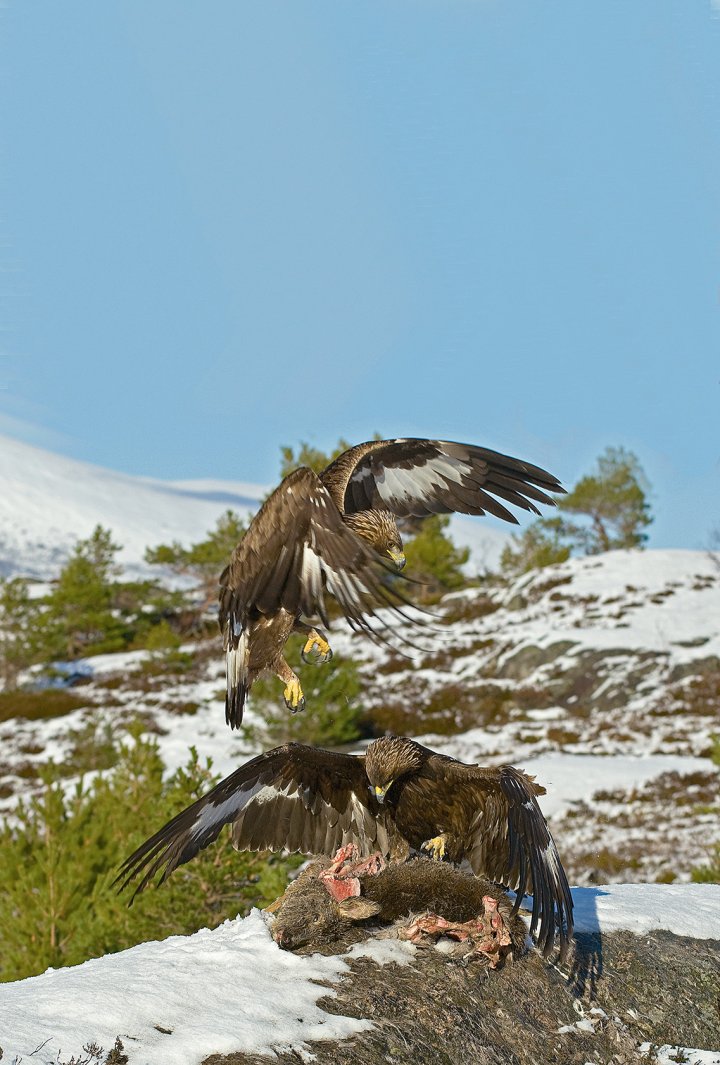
[
  {"left": 301, "top": 634, "right": 333, "bottom": 665},
  {"left": 421, "top": 834, "right": 447, "bottom": 862},
  {"left": 283, "top": 679, "right": 306, "bottom": 714}
]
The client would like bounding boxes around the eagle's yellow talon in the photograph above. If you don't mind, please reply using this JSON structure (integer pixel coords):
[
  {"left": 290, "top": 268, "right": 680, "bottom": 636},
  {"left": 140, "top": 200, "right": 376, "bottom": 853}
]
[
  {"left": 421, "top": 834, "right": 447, "bottom": 861},
  {"left": 283, "top": 679, "right": 306, "bottom": 714},
  {"left": 301, "top": 634, "right": 333, "bottom": 665}
]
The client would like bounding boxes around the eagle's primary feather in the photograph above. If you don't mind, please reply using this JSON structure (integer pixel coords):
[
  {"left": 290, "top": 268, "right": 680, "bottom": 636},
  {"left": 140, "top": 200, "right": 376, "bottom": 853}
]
[
  {"left": 115, "top": 736, "right": 573, "bottom": 959},
  {"left": 218, "top": 437, "right": 563, "bottom": 728}
]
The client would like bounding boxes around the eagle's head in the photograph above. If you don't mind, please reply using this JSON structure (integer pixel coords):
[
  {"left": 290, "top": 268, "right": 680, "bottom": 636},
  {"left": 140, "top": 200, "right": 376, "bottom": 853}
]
[
  {"left": 365, "top": 736, "right": 425, "bottom": 804},
  {"left": 344, "top": 510, "right": 405, "bottom": 570}
]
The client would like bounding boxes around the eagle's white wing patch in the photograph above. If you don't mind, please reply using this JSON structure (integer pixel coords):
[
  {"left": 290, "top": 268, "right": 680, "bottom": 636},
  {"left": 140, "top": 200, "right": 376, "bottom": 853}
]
[{"left": 373, "top": 455, "right": 471, "bottom": 508}]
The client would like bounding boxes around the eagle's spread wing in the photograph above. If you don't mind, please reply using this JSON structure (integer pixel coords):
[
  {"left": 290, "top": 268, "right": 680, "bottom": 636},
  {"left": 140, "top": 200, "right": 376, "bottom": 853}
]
[
  {"left": 463, "top": 765, "right": 573, "bottom": 958},
  {"left": 219, "top": 466, "right": 411, "bottom": 640},
  {"left": 321, "top": 438, "right": 563, "bottom": 521},
  {"left": 115, "top": 744, "right": 391, "bottom": 901}
]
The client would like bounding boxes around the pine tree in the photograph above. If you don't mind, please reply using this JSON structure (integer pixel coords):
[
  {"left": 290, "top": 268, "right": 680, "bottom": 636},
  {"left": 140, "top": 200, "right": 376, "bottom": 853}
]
[
  {"left": 39, "top": 526, "right": 126, "bottom": 660},
  {"left": 403, "top": 514, "right": 470, "bottom": 602},
  {"left": 145, "top": 509, "right": 248, "bottom": 607},
  {"left": 0, "top": 577, "right": 40, "bottom": 686},
  {"left": 0, "top": 728, "right": 298, "bottom": 982},
  {"left": 558, "top": 446, "right": 653, "bottom": 553},
  {"left": 501, "top": 447, "right": 653, "bottom": 578}
]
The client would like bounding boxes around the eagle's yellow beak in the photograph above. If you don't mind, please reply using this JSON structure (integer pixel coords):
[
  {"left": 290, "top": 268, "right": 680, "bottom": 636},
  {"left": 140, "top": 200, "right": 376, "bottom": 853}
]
[
  {"left": 374, "top": 783, "right": 392, "bottom": 804},
  {"left": 388, "top": 549, "right": 406, "bottom": 571}
]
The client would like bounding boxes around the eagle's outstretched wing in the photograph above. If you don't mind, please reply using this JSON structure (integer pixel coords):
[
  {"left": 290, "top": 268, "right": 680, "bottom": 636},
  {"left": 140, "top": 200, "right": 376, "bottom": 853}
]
[
  {"left": 321, "top": 438, "right": 563, "bottom": 521},
  {"left": 114, "top": 743, "right": 392, "bottom": 902},
  {"left": 462, "top": 765, "right": 574, "bottom": 958},
  {"left": 219, "top": 467, "right": 410, "bottom": 640}
]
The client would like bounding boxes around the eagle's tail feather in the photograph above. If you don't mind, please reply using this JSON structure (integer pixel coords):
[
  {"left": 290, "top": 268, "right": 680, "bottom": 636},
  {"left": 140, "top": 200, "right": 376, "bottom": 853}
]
[{"left": 225, "top": 619, "right": 250, "bottom": 729}]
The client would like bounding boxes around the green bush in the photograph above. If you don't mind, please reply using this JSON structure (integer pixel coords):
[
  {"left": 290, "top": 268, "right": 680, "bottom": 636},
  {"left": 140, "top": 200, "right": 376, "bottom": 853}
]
[
  {"left": 243, "top": 636, "right": 365, "bottom": 747},
  {"left": 0, "top": 727, "right": 298, "bottom": 982}
]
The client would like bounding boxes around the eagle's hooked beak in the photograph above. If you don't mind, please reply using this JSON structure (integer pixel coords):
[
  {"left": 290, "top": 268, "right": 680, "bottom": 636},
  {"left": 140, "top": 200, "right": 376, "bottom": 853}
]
[
  {"left": 388, "top": 549, "right": 406, "bottom": 571},
  {"left": 373, "top": 783, "right": 392, "bottom": 804}
]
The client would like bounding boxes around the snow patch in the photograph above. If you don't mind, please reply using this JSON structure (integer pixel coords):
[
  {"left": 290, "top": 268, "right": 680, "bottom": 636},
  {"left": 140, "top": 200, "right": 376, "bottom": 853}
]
[
  {"left": 637, "top": 1045, "right": 720, "bottom": 1065},
  {"left": 569, "top": 883, "right": 720, "bottom": 939},
  {"left": 0, "top": 911, "right": 372, "bottom": 1065}
]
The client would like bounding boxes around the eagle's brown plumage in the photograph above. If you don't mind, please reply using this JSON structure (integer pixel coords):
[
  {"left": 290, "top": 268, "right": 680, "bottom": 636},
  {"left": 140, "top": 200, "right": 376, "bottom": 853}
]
[
  {"left": 114, "top": 736, "right": 573, "bottom": 958},
  {"left": 219, "top": 438, "right": 564, "bottom": 728}
]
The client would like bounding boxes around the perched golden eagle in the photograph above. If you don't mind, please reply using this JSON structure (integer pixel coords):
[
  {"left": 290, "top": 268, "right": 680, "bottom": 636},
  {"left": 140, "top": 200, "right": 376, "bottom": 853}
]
[
  {"left": 115, "top": 735, "right": 573, "bottom": 958},
  {"left": 219, "top": 438, "right": 563, "bottom": 727}
]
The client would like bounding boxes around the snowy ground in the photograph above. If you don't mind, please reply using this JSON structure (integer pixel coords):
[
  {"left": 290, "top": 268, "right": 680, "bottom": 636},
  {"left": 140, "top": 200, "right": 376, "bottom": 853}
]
[
  {"left": 1, "top": 460, "right": 719, "bottom": 1061},
  {"left": 2, "top": 548, "right": 719, "bottom": 885},
  {"left": 1, "top": 885, "right": 718, "bottom": 1065}
]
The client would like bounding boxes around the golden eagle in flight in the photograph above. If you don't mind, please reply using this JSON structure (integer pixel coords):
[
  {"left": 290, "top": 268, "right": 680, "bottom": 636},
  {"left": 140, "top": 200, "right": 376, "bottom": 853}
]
[
  {"left": 219, "top": 438, "right": 563, "bottom": 727},
  {"left": 115, "top": 735, "right": 574, "bottom": 958}
]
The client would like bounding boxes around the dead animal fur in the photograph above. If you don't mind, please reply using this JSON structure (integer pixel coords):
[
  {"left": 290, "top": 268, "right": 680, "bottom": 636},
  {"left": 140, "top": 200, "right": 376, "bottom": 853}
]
[{"left": 268, "top": 854, "right": 528, "bottom": 966}]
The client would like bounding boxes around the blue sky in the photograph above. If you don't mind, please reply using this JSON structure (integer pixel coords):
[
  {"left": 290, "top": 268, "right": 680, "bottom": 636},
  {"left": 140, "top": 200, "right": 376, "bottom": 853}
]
[{"left": 1, "top": 2, "right": 718, "bottom": 549}]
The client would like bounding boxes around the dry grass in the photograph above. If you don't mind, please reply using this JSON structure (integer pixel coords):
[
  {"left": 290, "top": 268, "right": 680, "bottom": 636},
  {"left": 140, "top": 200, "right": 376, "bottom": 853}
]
[
  {"left": 650, "top": 670, "right": 720, "bottom": 718},
  {"left": 442, "top": 594, "right": 500, "bottom": 624},
  {"left": 362, "top": 681, "right": 526, "bottom": 738},
  {"left": 0, "top": 689, "right": 88, "bottom": 724}
]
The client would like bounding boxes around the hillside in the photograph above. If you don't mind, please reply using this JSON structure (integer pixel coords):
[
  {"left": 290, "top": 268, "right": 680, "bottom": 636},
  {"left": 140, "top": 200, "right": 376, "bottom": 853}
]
[
  {"left": 0, "top": 434, "right": 264, "bottom": 579},
  {"left": 1, "top": 441, "right": 718, "bottom": 1063},
  {"left": 0, "top": 434, "right": 508, "bottom": 579},
  {"left": 1, "top": 547, "right": 718, "bottom": 888}
]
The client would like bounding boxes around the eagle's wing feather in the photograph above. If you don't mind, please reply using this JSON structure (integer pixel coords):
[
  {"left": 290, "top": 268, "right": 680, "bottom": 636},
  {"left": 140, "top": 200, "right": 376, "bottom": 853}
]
[
  {"left": 114, "top": 744, "right": 391, "bottom": 902},
  {"left": 462, "top": 764, "right": 573, "bottom": 958},
  {"left": 219, "top": 466, "right": 411, "bottom": 645},
  {"left": 321, "top": 438, "right": 563, "bottom": 520}
]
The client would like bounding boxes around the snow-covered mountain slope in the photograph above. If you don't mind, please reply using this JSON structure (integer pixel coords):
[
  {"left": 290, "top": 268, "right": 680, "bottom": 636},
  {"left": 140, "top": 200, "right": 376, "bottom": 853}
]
[
  {"left": 343, "top": 548, "right": 720, "bottom": 884},
  {"left": 0, "top": 434, "right": 265, "bottom": 579},
  {"left": 1, "top": 547, "right": 719, "bottom": 1062},
  {"left": 1, "top": 887, "right": 718, "bottom": 1065},
  {"left": 1, "top": 547, "right": 718, "bottom": 886},
  {"left": 344, "top": 548, "right": 720, "bottom": 761},
  {"left": 0, "top": 434, "right": 511, "bottom": 579}
]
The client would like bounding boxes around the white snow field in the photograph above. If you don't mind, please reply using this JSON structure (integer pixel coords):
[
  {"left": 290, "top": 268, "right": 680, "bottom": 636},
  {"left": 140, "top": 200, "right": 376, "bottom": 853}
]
[
  {"left": 0, "top": 434, "right": 264, "bottom": 579},
  {"left": 1, "top": 886, "right": 718, "bottom": 1065}
]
